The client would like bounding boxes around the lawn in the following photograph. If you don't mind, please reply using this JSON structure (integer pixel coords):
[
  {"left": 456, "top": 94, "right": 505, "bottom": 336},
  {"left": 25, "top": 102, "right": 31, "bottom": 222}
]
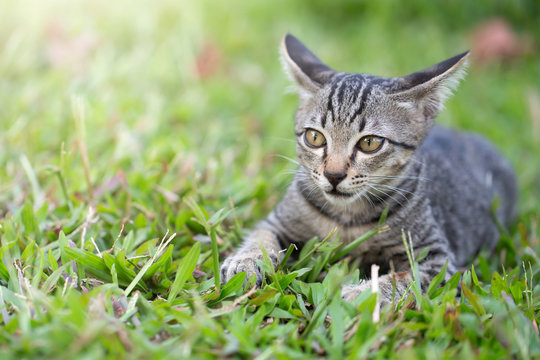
[{"left": 0, "top": 0, "right": 539, "bottom": 358}]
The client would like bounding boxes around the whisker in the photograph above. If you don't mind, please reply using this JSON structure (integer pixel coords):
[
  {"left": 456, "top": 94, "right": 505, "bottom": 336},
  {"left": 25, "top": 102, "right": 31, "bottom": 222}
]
[
  {"left": 352, "top": 190, "right": 364, "bottom": 206},
  {"left": 367, "top": 184, "right": 405, "bottom": 207},
  {"left": 376, "top": 183, "right": 414, "bottom": 195},
  {"left": 273, "top": 154, "right": 300, "bottom": 166},
  {"left": 374, "top": 183, "right": 414, "bottom": 201},
  {"left": 298, "top": 179, "right": 321, "bottom": 199},
  {"left": 365, "top": 186, "right": 387, "bottom": 204},
  {"left": 407, "top": 156, "right": 425, "bottom": 166},
  {"left": 369, "top": 174, "right": 429, "bottom": 181},
  {"left": 278, "top": 170, "right": 300, "bottom": 176},
  {"left": 354, "top": 189, "right": 375, "bottom": 208},
  {"left": 268, "top": 136, "right": 297, "bottom": 144},
  {"left": 306, "top": 185, "right": 320, "bottom": 199}
]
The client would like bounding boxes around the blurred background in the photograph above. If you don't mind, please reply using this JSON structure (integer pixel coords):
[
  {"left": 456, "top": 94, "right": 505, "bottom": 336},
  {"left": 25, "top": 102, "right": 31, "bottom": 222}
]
[{"left": 0, "top": 0, "right": 539, "bottom": 221}]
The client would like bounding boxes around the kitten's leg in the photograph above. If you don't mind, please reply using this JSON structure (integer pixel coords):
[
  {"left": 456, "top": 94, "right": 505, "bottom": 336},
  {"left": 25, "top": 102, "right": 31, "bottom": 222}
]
[
  {"left": 220, "top": 183, "right": 312, "bottom": 286},
  {"left": 342, "top": 249, "right": 458, "bottom": 305},
  {"left": 220, "top": 227, "right": 282, "bottom": 286}
]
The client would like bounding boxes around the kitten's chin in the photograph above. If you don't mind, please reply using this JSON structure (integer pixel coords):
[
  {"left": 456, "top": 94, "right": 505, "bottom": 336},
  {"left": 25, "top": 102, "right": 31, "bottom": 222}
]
[{"left": 323, "top": 190, "right": 359, "bottom": 206}]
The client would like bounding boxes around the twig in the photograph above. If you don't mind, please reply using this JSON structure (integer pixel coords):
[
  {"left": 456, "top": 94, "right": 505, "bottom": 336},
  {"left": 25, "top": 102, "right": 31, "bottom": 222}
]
[
  {"left": 90, "top": 237, "right": 102, "bottom": 257},
  {"left": 371, "top": 264, "right": 380, "bottom": 323},
  {"left": 80, "top": 206, "right": 97, "bottom": 248},
  {"left": 108, "top": 222, "right": 126, "bottom": 254},
  {"left": 210, "top": 287, "right": 257, "bottom": 317}
]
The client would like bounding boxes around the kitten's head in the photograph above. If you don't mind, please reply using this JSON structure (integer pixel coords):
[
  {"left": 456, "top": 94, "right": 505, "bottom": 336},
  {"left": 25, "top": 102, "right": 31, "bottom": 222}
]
[{"left": 281, "top": 34, "right": 469, "bottom": 206}]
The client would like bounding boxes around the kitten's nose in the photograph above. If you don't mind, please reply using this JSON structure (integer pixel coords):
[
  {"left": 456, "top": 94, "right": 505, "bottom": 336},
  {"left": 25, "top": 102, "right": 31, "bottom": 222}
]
[{"left": 323, "top": 170, "right": 346, "bottom": 189}]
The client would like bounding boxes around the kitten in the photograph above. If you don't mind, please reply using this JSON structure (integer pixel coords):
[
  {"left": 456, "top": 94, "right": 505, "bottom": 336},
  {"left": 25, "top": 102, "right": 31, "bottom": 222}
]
[{"left": 221, "top": 34, "right": 517, "bottom": 304}]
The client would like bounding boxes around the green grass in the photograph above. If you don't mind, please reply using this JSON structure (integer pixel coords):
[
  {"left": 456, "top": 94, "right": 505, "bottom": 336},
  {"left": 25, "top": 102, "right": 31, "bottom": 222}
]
[{"left": 1, "top": 0, "right": 539, "bottom": 358}]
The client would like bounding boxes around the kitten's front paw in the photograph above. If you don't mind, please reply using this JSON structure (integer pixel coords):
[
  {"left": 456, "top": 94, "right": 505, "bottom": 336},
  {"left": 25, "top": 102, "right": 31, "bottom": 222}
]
[{"left": 220, "top": 252, "right": 278, "bottom": 287}]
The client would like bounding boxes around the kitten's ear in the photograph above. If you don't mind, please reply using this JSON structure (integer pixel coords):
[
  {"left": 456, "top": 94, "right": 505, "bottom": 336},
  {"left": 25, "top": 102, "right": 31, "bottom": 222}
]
[
  {"left": 391, "top": 51, "right": 470, "bottom": 120},
  {"left": 280, "top": 34, "right": 336, "bottom": 97}
]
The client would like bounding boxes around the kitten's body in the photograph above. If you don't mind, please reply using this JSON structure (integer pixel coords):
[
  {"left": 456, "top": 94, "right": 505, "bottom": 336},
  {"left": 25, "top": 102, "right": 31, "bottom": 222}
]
[{"left": 221, "top": 35, "right": 517, "bottom": 303}]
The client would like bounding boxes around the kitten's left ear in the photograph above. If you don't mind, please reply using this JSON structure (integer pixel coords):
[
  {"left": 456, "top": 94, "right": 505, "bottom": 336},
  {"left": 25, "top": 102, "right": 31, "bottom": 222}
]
[
  {"left": 390, "top": 51, "right": 470, "bottom": 120},
  {"left": 280, "top": 34, "right": 336, "bottom": 98}
]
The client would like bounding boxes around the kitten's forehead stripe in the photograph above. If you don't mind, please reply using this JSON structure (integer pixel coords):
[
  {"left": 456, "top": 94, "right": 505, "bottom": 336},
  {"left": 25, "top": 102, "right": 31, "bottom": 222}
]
[
  {"left": 359, "top": 117, "right": 366, "bottom": 133},
  {"left": 325, "top": 74, "right": 347, "bottom": 126},
  {"left": 349, "top": 81, "right": 372, "bottom": 125},
  {"left": 345, "top": 75, "right": 366, "bottom": 124},
  {"left": 336, "top": 74, "right": 360, "bottom": 106},
  {"left": 332, "top": 75, "right": 349, "bottom": 121},
  {"left": 323, "top": 74, "right": 379, "bottom": 128}
]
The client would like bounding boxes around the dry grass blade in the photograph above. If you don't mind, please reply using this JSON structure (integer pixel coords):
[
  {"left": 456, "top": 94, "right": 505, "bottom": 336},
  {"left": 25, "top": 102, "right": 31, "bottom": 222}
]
[{"left": 124, "top": 232, "right": 176, "bottom": 296}]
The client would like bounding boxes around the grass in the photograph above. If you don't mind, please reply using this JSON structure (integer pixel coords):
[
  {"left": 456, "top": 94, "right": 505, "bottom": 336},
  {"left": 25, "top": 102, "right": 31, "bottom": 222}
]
[{"left": 1, "top": 0, "right": 539, "bottom": 358}]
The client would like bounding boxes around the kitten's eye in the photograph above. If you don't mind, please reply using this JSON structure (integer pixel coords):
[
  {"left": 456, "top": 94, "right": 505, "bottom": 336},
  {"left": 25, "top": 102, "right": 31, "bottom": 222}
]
[
  {"left": 357, "top": 136, "right": 385, "bottom": 153},
  {"left": 304, "top": 129, "right": 326, "bottom": 148}
]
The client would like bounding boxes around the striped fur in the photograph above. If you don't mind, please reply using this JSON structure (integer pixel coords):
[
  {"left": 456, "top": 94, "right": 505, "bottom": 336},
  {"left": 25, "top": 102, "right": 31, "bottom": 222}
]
[{"left": 221, "top": 35, "right": 518, "bottom": 305}]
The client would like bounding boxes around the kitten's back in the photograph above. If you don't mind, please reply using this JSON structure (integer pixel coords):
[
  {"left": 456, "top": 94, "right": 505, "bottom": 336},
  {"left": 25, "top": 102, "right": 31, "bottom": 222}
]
[{"left": 420, "top": 126, "right": 517, "bottom": 264}]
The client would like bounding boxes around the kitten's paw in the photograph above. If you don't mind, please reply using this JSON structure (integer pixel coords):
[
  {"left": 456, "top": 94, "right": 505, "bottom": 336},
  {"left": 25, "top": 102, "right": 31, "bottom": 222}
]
[
  {"left": 220, "top": 252, "right": 278, "bottom": 287},
  {"left": 341, "top": 281, "right": 371, "bottom": 302},
  {"left": 342, "top": 281, "right": 393, "bottom": 306}
]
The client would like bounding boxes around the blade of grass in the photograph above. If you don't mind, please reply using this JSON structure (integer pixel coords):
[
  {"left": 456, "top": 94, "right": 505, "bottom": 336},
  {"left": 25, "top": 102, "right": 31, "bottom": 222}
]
[
  {"left": 124, "top": 232, "right": 176, "bottom": 296},
  {"left": 292, "top": 228, "right": 337, "bottom": 271},
  {"left": 31, "top": 247, "right": 46, "bottom": 289},
  {"left": 461, "top": 282, "right": 486, "bottom": 316},
  {"left": 184, "top": 198, "right": 229, "bottom": 295},
  {"left": 471, "top": 264, "right": 488, "bottom": 296},
  {"left": 330, "top": 225, "right": 388, "bottom": 263},
  {"left": 0, "top": 261, "right": 9, "bottom": 282},
  {"left": 302, "top": 268, "right": 345, "bottom": 339},
  {"left": 402, "top": 230, "right": 422, "bottom": 309},
  {"left": 41, "top": 263, "right": 70, "bottom": 293},
  {"left": 426, "top": 261, "right": 448, "bottom": 298},
  {"left": 329, "top": 293, "right": 345, "bottom": 357},
  {"left": 47, "top": 247, "right": 58, "bottom": 271},
  {"left": 63, "top": 247, "right": 111, "bottom": 282},
  {"left": 20, "top": 154, "right": 45, "bottom": 210},
  {"left": 168, "top": 242, "right": 201, "bottom": 302},
  {"left": 210, "top": 226, "right": 220, "bottom": 295},
  {"left": 329, "top": 208, "right": 390, "bottom": 264},
  {"left": 277, "top": 244, "right": 296, "bottom": 270},
  {"left": 259, "top": 241, "right": 283, "bottom": 295}
]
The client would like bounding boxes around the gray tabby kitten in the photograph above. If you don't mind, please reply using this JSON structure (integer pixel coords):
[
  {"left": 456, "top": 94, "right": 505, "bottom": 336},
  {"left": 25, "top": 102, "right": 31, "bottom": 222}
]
[{"left": 221, "top": 34, "right": 517, "bottom": 304}]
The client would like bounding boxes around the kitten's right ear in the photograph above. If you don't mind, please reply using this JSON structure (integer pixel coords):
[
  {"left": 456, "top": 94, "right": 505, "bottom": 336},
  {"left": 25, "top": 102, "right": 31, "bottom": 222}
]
[{"left": 280, "top": 34, "right": 336, "bottom": 97}]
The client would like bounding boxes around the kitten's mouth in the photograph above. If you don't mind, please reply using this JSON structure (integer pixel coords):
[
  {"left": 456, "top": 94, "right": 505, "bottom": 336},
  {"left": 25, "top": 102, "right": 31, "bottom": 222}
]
[{"left": 326, "top": 189, "right": 352, "bottom": 198}]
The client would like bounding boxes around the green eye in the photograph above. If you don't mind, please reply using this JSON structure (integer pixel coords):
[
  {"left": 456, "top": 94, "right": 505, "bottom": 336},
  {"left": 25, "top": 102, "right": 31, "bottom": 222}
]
[
  {"left": 304, "top": 129, "right": 326, "bottom": 148},
  {"left": 357, "top": 135, "right": 385, "bottom": 153}
]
